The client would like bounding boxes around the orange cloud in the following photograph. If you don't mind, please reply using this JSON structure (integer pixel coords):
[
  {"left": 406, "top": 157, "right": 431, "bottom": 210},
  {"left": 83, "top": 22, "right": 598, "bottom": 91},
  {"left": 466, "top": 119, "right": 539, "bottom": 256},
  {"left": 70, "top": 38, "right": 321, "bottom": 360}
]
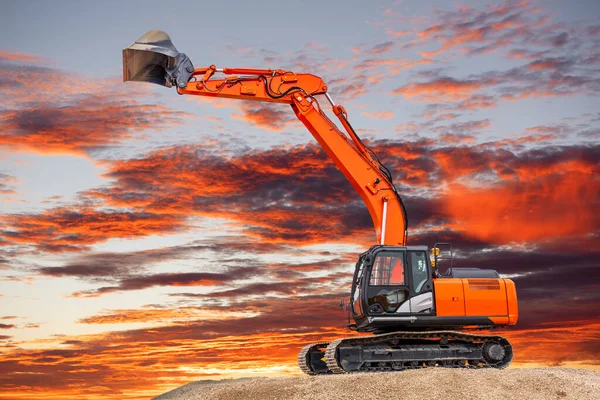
[
  {"left": 362, "top": 111, "right": 394, "bottom": 120},
  {"left": 354, "top": 58, "right": 398, "bottom": 71},
  {"left": 0, "top": 100, "right": 189, "bottom": 156},
  {"left": 527, "top": 58, "right": 570, "bottom": 71},
  {"left": 0, "top": 50, "right": 45, "bottom": 63},
  {"left": 392, "top": 78, "right": 491, "bottom": 102},
  {"left": 2, "top": 209, "right": 185, "bottom": 251},
  {"left": 231, "top": 104, "right": 297, "bottom": 132},
  {"left": 420, "top": 27, "right": 488, "bottom": 58},
  {"left": 458, "top": 95, "right": 497, "bottom": 110},
  {"left": 439, "top": 133, "right": 476, "bottom": 144},
  {"left": 0, "top": 327, "right": 352, "bottom": 400},
  {"left": 506, "top": 321, "right": 600, "bottom": 366},
  {"left": 501, "top": 90, "right": 562, "bottom": 101},
  {"left": 410, "top": 2, "right": 538, "bottom": 59},
  {"left": 388, "top": 58, "right": 433, "bottom": 74},
  {"left": 78, "top": 307, "right": 258, "bottom": 324},
  {"left": 385, "top": 28, "right": 411, "bottom": 37},
  {"left": 4, "top": 138, "right": 598, "bottom": 253},
  {"left": 0, "top": 58, "right": 190, "bottom": 156},
  {"left": 444, "top": 171, "right": 599, "bottom": 244},
  {"left": 70, "top": 267, "right": 261, "bottom": 297}
]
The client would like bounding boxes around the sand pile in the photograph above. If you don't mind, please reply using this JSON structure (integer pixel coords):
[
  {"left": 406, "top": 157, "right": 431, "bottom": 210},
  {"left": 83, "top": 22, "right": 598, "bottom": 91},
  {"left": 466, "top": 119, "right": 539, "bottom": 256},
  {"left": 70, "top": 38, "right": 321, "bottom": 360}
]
[{"left": 154, "top": 367, "right": 599, "bottom": 400}]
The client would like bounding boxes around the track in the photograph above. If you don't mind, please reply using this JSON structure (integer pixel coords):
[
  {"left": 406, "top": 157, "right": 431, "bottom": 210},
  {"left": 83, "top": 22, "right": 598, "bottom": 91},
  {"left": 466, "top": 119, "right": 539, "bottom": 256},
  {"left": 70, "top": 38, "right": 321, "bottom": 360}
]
[
  {"left": 298, "top": 342, "right": 330, "bottom": 375},
  {"left": 299, "top": 331, "right": 513, "bottom": 375}
]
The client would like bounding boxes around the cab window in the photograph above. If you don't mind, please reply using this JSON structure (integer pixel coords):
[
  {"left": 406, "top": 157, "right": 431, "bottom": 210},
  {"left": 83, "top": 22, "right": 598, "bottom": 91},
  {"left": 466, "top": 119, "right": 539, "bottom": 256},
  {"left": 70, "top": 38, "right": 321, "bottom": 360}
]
[
  {"left": 410, "top": 251, "right": 428, "bottom": 293},
  {"left": 369, "top": 252, "right": 405, "bottom": 286}
]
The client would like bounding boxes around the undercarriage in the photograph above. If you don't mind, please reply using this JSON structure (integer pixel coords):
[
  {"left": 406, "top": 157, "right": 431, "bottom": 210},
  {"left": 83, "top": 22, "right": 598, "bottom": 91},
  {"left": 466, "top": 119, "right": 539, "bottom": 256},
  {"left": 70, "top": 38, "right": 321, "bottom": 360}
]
[{"left": 299, "top": 330, "right": 513, "bottom": 375}]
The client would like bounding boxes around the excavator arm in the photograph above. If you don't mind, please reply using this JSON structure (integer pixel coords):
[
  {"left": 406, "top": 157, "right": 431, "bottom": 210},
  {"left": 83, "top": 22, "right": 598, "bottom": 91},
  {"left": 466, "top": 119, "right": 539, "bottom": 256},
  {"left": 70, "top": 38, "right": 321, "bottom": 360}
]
[{"left": 124, "top": 31, "right": 407, "bottom": 246}]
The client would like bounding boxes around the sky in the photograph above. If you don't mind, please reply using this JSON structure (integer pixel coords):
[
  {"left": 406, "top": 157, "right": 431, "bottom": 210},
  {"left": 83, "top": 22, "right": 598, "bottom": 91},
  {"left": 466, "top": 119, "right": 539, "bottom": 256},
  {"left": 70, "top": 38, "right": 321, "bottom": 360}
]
[{"left": 0, "top": 0, "right": 599, "bottom": 398}]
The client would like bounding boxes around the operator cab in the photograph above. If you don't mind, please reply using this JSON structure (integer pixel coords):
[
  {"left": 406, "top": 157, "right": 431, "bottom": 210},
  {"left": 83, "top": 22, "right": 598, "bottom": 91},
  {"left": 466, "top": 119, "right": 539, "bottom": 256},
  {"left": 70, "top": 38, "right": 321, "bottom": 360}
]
[{"left": 349, "top": 245, "right": 434, "bottom": 332}]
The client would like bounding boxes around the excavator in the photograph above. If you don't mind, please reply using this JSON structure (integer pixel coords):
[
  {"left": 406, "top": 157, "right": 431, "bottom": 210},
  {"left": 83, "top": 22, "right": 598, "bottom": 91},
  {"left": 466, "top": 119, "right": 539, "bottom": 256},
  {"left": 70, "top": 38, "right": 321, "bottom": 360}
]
[{"left": 122, "top": 31, "right": 518, "bottom": 374}]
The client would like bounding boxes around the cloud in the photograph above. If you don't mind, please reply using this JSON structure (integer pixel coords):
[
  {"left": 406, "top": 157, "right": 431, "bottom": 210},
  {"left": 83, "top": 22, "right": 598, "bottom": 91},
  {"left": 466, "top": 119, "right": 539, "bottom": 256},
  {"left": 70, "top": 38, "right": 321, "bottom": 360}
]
[
  {"left": 5, "top": 137, "right": 598, "bottom": 254},
  {"left": 0, "top": 173, "right": 17, "bottom": 195},
  {"left": 409, "top": 2, "right": 545, "bottom": 58},
  {"left": 0, "top": 324, "right": 16, "bottom": 329},
  {"left": 393, "top": 57, "right": 599, "bottom": 107},
  {"left": 0, "top": 58, "right": 190, "bottom": 156},
  {"left": 507, "top": 48, "right": 548, "bottom": 60},
  {"left": 0, "top": 50, "right": 45, "bottom": 63},
  {"left": 77, "top": 306, "right": 259, "bottom": 324},
  {"left": 353, "top": 58, "right": 432, "bottom": 75},
  {"left": 71, "top": 267, "right": 260, "bottom": 297},
  {"left": 2, "top": 209, "right": 185, "bottom": 252},
  {"left": 337, "top": 81, "right": 368, "bottom": 100},
  {"left": 366, "top": 41, "right": 394, "bottom": 55},
  {"left": 79, "top": 144, "right": 376, "bottom": 246},
  {"left": 385, "top": 28, "right": 411, "bottom": 37},
  {"left": 383, "top": 1, "right": 599, "bottom": 115},
  {"left": 43, "top": 242, "right": 353, "bottom": 298},
  {"left": 458, "top": 95, "right": 497, "bottom": 110},
  {"left": 551, "top": 32, "right": 569, "bottom": 47},
  {"left": 231, "top": 103, "right": 297, "bottom": 131},
  {"left": 362, "top": 111, "right": 394, "bottom": 120},
  {"left": 527, "top": 57, "right": 574, "bottom": 72},
  {"left": 433, "top": 119, "right": 491, "bottom": 135},
  {"left": 35, "top": 241, "right": 229, "bottom": 279},
  {"left": 354, "top": 58, "right": 398, "bottom": 71},
  {"left": 445, "top": 171, "right": 600, "bottom": 244},
  {"left": 392, "top": 77, "right": 493, "bottom": 102},
  {"left": 0, "top": 97, "right": 189, "bottom": 155}
]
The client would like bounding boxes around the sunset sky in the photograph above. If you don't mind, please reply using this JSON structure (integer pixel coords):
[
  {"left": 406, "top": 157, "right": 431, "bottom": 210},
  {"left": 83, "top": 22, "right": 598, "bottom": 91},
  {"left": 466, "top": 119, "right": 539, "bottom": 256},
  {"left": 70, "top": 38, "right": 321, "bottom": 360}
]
[{"left": 1, "top": 0, "right": 599, "bottom": 398}]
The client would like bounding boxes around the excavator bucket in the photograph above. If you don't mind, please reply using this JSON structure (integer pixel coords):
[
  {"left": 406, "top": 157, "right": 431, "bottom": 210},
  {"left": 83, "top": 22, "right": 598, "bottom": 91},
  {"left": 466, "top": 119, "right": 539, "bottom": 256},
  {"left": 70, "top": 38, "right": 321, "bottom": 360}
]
[{"left": 123, "top": 30, "right": 194, "bottom": 88}]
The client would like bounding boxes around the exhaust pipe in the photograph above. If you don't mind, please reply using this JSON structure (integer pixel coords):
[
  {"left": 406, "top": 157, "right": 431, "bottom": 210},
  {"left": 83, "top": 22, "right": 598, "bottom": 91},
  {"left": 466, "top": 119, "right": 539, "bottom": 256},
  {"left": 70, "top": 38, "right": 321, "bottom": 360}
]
[{"left": 123, "top": 30, "right": 194, "bottom": 88}]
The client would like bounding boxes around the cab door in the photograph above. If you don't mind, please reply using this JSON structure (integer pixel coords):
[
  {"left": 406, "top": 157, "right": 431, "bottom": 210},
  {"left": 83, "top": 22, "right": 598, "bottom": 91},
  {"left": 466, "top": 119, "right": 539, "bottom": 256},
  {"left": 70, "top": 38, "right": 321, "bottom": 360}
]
[
  {"left": 366, "top": 251, "right": 410, "bottom": 314},
  {"left": 350, "top": 256, "right": 366, "bottom": 319},
  {"left": 408, "top": 251, "right": 434, "bottom": 314}
]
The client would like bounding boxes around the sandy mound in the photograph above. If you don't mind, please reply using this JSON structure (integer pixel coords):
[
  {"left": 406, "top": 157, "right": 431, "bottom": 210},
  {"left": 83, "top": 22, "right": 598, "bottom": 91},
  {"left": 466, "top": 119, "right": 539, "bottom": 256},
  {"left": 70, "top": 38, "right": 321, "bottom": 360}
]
[{"left": 154, "top": 367, "right": 599, "bottom": 400}]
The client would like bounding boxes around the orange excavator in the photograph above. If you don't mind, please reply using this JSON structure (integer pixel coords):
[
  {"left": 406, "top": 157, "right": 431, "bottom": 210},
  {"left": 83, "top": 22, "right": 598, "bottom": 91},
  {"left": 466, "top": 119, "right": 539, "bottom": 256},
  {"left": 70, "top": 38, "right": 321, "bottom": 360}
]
[{"left": 123, "top": 31, "right": 518, "bottom": 374}]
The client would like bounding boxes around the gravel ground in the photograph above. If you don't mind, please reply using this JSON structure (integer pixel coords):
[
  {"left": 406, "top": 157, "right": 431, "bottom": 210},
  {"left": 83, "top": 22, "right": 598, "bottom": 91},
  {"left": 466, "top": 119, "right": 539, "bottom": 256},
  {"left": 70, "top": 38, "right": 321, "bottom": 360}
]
[{"left": 154, "top": 367, "right": 599, "bottom": 400}]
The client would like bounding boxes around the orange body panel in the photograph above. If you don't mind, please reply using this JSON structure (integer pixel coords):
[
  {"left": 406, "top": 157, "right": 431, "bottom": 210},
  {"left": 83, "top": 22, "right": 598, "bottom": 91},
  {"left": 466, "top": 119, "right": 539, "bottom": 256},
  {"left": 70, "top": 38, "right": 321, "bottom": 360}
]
[
  {"left": 464, "top": 279, "right": 507, "bottom": 317},
  {"left": 433, "top": 279, "right": 465, "bottom": 316},
  {"left": 434, "top": 278, "right": 518, "bottom": 326},
  {"left": 505, "top": 279, "right": 519, "bottom": 325}
]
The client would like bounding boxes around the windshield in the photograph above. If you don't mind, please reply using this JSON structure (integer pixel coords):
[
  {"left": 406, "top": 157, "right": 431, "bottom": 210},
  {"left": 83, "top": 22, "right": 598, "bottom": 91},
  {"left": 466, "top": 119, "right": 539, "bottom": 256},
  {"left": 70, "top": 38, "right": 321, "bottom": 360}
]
[{"left": 369, "top": 251, "right": 405, "bottom": 286}]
